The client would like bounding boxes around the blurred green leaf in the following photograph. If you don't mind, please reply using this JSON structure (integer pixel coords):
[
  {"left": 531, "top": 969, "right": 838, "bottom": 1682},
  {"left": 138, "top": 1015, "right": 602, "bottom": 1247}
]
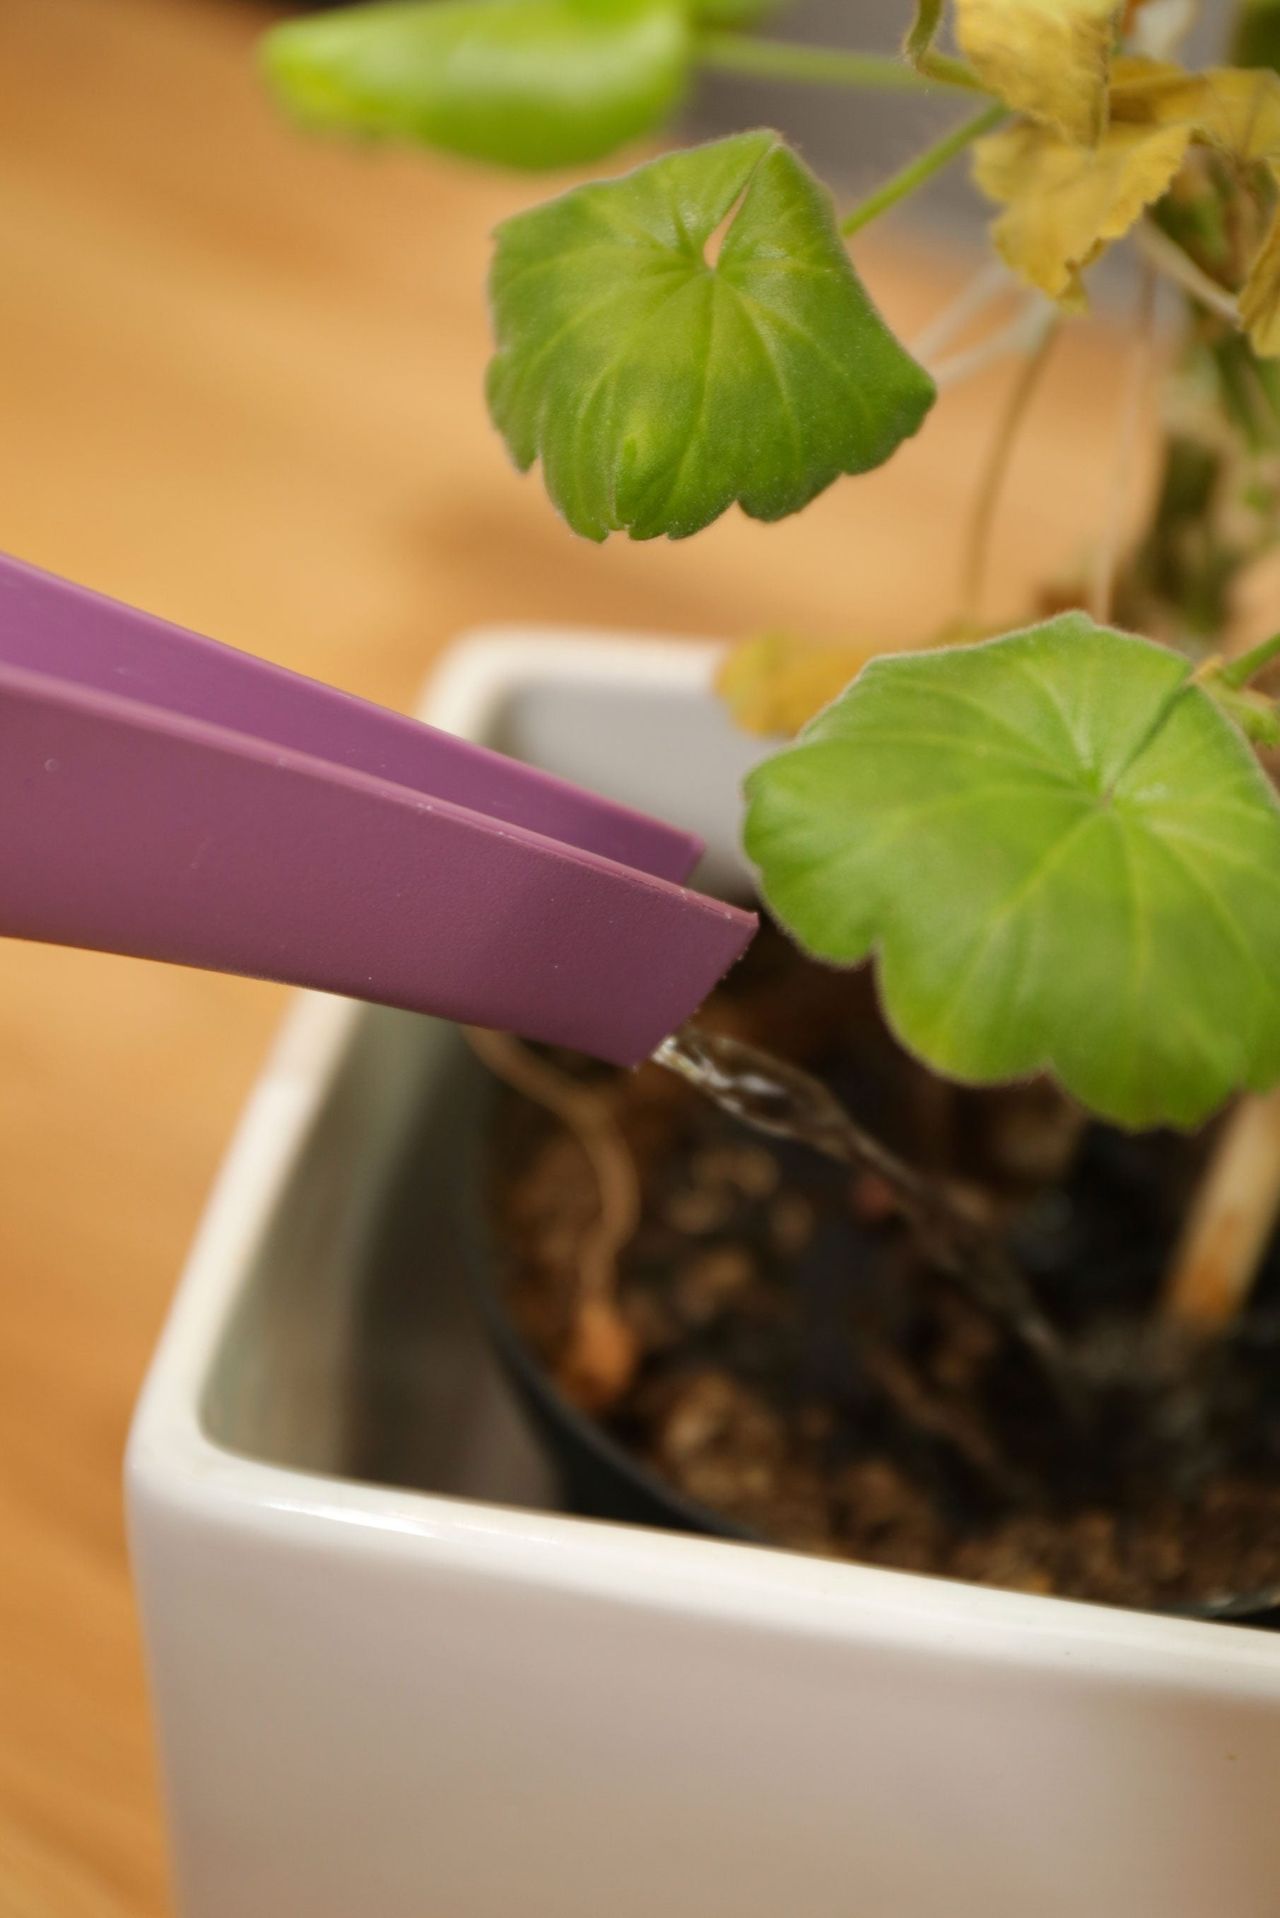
[
  {"left": 487, "top": 131, "right": 935, "bottom": 539},
  {"left": 261, "top": 0, "right": 690, "bottom": 171},
  {"left": 1234, "top": 0, "right": 1280, "bottom": 72},
  {"left": 744, "top": 615, "right": 1280, "bottom": 1129}
]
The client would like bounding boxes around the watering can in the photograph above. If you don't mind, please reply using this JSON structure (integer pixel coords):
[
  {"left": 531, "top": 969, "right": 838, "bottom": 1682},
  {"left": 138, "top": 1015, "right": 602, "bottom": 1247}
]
[{"left": 0, "top": 553, "right": 755, "bottom": 1062}]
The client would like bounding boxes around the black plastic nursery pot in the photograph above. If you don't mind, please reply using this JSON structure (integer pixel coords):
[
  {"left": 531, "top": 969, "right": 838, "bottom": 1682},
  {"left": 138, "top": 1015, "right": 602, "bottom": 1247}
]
[
  {"left": 472, "top": 1219, "right": 1280, "bottom": 1629},
  {"left": 478, "top": 1261, "right": 754, "bottom": 1545},
  {"left": 460, "top": 1063, "right": 1280, "bottom": 1632}
]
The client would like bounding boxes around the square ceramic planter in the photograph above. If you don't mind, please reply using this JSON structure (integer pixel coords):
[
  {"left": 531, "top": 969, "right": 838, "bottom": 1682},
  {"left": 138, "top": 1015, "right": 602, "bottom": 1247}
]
[{"left": 128, "top": 631, "right": 1280, "bottom": 1918}]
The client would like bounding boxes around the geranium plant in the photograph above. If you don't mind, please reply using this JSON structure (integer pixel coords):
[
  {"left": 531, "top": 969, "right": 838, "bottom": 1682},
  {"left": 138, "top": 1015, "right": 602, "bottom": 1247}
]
[{"left": 261, "top": 0, "right": 1280, "bottom": 1602}]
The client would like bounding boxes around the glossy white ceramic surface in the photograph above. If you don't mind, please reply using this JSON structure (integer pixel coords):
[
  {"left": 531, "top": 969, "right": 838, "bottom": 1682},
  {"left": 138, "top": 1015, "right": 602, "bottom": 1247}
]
[{"left": 128, "top": 633, "right": 1280, "bottom": 1918}]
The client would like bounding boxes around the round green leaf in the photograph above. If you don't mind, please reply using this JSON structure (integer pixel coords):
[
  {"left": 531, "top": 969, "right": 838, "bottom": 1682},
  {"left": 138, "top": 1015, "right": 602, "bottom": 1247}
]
[
  {"left": 744, "top": 615, "right": 1280, "bottom": 1130},
  {"left": 260, "top": 0, "right": 690, "bottom": 172},
  {"left": 486, "top": 131, "right": 936, "bottom": 540}
]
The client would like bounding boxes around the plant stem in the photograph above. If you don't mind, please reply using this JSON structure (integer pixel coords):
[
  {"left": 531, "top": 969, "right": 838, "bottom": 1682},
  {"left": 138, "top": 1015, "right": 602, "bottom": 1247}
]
[
  {"left": 908, "top": 257, "right": 1010, "bottom": 362},
  {"left": 693, "top": 30, "right": 983, "bottom": 95},
  {"left": 466, "top": 1025, "right": 643, "bottom": 1415},
  {"left": 840, "top": 103, "right": 1007, "bottom": 238},
  {"left": 929, "top": 298, "right": 1050, "bottom": 392},
  {"left": 1088, "top": 265, "right": 1158, "bottom": 625},
  {"left": 915, "top": 49, "right": 989, "bottom": 91},
  {"left": 905, "top": 0, "right": 945, "bottom": 67},
  {"left": 1220, "top": 626, "right": 1280, "bottom": 687},
  {"left": 1164, "top": 1089, "right": 1280, "bottom": 1333},
  {"left": 1135, "top": 224, "right": 1240, "bottom": 327},
  {"left": 962, "top": 311, "right": 1060, "bottom": 617}
]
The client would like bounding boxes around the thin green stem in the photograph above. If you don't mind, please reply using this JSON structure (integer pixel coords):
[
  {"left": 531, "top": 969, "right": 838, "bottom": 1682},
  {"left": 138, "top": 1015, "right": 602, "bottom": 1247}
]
[
  {"left": 962, "top": 313, "right": 1061, "bottom": 618},
  {"left": 1088, "top": 264, "right": 1158, "bottom": 625},
  {"left": 905, "top": 0, "right": 945, "bottom": 65},
  {"left": 1221, "top": 628, "right": 1280, "bottom": 687},
  {"left": 917, "top": 49, "right": 988, "bottom": 90},
  {"left": 694, "top": 30, "right": 985, "bottom": 96},
  {"left": 840, "top": 103, "right": 1007, "bottom": 238},
  {"left": 1135, "top": 223, "right": 1239, "bottom": 326}
]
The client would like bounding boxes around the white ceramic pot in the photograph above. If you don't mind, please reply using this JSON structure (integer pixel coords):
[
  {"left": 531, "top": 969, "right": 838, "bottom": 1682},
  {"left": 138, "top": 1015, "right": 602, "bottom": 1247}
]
[{"left": 128, "top": 632, "right": 1280, "bottom": 1918}]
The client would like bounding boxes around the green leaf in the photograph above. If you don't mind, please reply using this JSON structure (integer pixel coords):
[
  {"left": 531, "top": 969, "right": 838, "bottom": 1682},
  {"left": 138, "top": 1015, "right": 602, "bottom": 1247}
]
[
  {"left": 260, "top": 0, "right": 690, "bottom": 172},
  {"left": 486, "top": 132, "right": 936, "bottom": 540},
  {"left": 744, "top": 615, "right": 1280, "bottom": 1129}
]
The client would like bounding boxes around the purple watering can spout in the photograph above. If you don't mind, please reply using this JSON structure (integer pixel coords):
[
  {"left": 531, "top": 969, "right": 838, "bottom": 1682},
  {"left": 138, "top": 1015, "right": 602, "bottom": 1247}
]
[{"left": 0, "top": 554, "right": 755, "bottom": 1064}]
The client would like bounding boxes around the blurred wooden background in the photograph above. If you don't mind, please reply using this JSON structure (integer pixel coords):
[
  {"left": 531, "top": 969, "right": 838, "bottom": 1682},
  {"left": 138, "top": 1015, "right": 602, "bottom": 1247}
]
[{"left": 0, "top": 1, "right": 1135, "bottom": 1910}]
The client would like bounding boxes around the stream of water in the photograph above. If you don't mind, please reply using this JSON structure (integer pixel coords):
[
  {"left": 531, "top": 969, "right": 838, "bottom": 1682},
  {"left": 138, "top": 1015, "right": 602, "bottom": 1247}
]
[{"left": 653, "top": 1021, "right": 1088, "bottom": 1422}]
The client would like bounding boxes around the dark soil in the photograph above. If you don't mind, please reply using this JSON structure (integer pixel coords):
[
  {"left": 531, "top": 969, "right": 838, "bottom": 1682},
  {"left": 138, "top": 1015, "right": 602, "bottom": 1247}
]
[{"left": 491, "top": 925, "right": 1280, "bottom": 1612}]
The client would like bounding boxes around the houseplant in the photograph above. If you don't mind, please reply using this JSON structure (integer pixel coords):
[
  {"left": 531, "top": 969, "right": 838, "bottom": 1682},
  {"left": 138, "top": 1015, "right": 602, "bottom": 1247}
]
[
  {"left": 254, "top": 0, "right": 1280, "bottom": 1612},
  {"left": 128, "top": 636, "right": 1280, "bottom": 1918}
]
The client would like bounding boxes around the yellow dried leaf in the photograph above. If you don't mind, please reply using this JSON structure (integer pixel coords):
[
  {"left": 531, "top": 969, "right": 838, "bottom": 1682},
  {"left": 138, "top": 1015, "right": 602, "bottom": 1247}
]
[
  {"left": 1112, "top": 59, "right": 1280, "bottom": 164},
  {"left": 973, "top": 116, "right": 1192, "bottom": 305},
  {"left": 1107, "top": 55, "right": 1192, "bottom": 115},
  {"left": 1241, "top": 204, "right": 1280, "bottom": 356},
  {"left": 716, "top": 634, "right": 877, "bottom": 737},
  {"left": 955, "top": 0, "right": 1123, "bottom": 146}
]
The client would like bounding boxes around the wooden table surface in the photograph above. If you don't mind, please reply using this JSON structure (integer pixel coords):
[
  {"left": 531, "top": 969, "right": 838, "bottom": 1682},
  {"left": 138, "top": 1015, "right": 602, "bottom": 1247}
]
[{"left": 0, "top": 3, "right": 1137, "bottom": 1910}]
